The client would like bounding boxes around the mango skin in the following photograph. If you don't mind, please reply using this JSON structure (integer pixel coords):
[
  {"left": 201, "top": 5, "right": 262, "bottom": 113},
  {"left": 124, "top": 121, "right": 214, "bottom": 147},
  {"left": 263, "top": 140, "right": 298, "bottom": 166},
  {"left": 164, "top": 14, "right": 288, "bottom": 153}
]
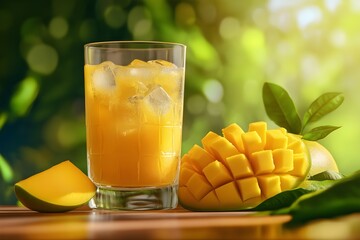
[
  {"left": 14, "top": 186, "right": 91, "bottom": 213},
  {"left": 14, "top": 160, "right": 96, "bottom": 213},
  {"left": 179, "top": 122, "right": 311, "bottom": 211}
]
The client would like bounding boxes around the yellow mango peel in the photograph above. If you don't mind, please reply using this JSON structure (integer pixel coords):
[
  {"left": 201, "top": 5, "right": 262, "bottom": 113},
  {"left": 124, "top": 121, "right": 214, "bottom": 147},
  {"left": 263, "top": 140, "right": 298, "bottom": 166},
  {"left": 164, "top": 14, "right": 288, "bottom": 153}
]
[
  {"left": 178, "top": 121, "right": 311, "bottom": 211},
  {"left": 15, "top": 160, "right": 96, "bottom": 213}
]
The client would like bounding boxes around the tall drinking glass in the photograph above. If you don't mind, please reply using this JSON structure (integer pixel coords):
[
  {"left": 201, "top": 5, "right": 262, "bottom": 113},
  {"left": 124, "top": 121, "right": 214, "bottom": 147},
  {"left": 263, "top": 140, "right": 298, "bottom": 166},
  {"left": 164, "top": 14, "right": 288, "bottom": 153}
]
[{"left": 84, "top": 41, "right": 186, "bottom": 210}]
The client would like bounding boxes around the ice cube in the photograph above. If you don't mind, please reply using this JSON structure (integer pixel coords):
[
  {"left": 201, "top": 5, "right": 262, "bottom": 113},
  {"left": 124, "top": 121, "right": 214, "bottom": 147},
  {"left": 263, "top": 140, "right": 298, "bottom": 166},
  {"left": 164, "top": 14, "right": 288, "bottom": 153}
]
[
  {"left": 129, "top": 59, "right": 149, "bottom": 67},
  {"left": 92, "top": 61, "right": 116, "bottom": 90},
  {"left": 128, "top": 82, "right": 149, "bottom": 105},
  {"left": 143, "top": 86, "right": 172, "bottom": 115},
  {"left": 125, "top": 63, "right": 160, "bottom": 89},
  {"left": 148, "top": 60, "right": 180, "bottom": 81},
  {"left": 128, "top": 67, "right": 151, "bottom": 79},
  {"left": 147, "top": 60, "right": 177, "bottom": 68},
  {"left": 127, "top": 59, "right": 151, "bottom": 77}
]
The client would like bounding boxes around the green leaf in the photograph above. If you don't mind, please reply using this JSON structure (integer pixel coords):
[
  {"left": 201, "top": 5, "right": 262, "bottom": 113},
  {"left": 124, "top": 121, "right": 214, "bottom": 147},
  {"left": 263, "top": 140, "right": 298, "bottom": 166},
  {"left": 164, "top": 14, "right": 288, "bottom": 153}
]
[
  {"left": 309, "top": 170, "right": 345, "bottom": 181},
  {"left": 262, "top": 82, "right": 302, "bottom": 133},
  {"left": 298, "top": 179, "right": 338, "bottom": 191},
  {"left": 272, "top": 170, "right": 360, "bottom": 225},
  {"left": 0, "top": 154, "right": 14, "bottom": 183},
  {"left": 252, "top": 188, "right": 312, "bottom": 211},
  {"left": 302, "top": 125, "right": 341, "bottom": 141},
  {"left": 302, "top": 92, "right": 344, "bottom": 130},
  {"left": 251, "top": 179, "right": 336, "bottom": 212}
]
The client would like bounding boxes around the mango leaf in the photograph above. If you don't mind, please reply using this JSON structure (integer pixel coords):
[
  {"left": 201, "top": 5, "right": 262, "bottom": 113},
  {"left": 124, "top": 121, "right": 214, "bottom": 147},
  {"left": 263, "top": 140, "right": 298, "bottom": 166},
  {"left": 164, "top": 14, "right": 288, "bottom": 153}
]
[
  {"left": 272, "top": 170, "right": 360, "bottom": 225},
  {"left": 302, "top": 92, "right": 344, "bottom": 129},
  {"left": 262, "top": 82, "right": 302, "bottom": 134},
  {"left": 252, "top": 188, "right": 312, "bottom": 211},
  {"left": 298, "top": 179, "right": 338, "bottom": 191},
  {"left": 252, "top": 179, "right": 336, "bottom": 211},
  {"left": 302, "top": 125, "right": 341, "bottom": 141},
  {"left": 309, "top": 170, "right": 345, "bottom": 181}
]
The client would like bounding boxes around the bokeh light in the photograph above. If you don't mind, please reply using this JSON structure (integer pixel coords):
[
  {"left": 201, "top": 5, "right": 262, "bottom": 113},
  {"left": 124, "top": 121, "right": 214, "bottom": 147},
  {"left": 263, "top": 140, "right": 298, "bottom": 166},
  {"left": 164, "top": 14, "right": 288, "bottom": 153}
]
[
  {"left": 203, "top": 79, "right": 223, "bottom": 103},
  {"left": 219, "top": 17, "right": 241, "bottom": 40},
  {"left": 175, "top": 2, "right": 196, "bottom": 26},
  {"left": 26, "top": 44, "right": 58, "bottom": 75},
  {"left": 10, "top": 76, "right": 39, "bottom": 117},
  {"left": 104, "top": 5, "right": 126, "bottom": 29},
  {"left": 127, "top": 6, "right": 153, "bottom": 40},
  {"left": 49, "top": 17, "right": 68, "bottom": 39}
]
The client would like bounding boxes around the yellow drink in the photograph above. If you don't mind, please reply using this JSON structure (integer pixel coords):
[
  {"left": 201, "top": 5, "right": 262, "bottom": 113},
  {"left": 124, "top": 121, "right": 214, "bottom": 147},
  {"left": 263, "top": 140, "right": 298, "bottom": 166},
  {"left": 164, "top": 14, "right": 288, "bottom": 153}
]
[{"left": 85, "top": 60, "right": 184, "bottom": 188}]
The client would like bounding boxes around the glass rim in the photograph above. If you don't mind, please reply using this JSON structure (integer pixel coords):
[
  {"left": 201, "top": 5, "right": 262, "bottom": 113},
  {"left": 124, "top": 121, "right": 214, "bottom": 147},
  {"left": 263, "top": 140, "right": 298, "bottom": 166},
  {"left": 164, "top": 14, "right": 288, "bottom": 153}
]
[{"left": 84, "top": 41, "right": 186, "bottom": 50}]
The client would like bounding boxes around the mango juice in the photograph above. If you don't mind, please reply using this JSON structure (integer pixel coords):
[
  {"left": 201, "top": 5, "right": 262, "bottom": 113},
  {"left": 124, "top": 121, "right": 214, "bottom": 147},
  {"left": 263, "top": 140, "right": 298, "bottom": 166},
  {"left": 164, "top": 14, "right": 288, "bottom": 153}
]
[{"left": 84, "top": 60, "right": 184, "bottom": 187}]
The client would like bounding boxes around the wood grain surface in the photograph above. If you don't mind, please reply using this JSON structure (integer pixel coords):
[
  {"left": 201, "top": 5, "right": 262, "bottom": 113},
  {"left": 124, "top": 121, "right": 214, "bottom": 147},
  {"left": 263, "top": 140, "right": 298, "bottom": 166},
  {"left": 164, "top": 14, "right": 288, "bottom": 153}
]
[{"left": 0, "top": 206, "right": 359, "bottom": 239}]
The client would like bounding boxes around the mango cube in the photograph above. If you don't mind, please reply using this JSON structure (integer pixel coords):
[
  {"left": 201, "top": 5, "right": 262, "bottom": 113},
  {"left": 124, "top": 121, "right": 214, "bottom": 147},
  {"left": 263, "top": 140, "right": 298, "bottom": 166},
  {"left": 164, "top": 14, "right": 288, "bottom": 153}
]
[
  {"left": 248, "top": 121, "right": 267, "bottom": 148},
  {"left": 201, "top": 131, "right": 220, "bottom": 154},
  {"left": 280, "top": 174, "right": 299, "bottom": 191},
  {"left": 188, "top": 144, "right": 215, "bottom": 170},
  {"left": 206, "top": 135, "right": 239, "bottom": 163},
  {"left": 242, "top": 131, "right": 263, "bottom": 156},
  {"left": 222, "top": 123, "right": 245, "bottom": 153},
  {"left": 237, "top": 177, "right": 261, "bottom": 201},
  {"left": 203, "top": 161, "right": 233, "bottom": 188},
  {"left": 186, "top": 172, "right": 213, "bottom": 200},
  {"left": 257, "top": 175, "right": 281, "bottom": 198},
  {"left": 226, "top": 154, "right": 253, "bottom": 178},
  {"left": 288, "top": 140, "right": 305, "bottom": 154},
  {"left": 181, "top": 153, "right": 191, "bottom": 163},
  {"left": 287, "top": 133, "right": 300, "bottom": 144},
  {"left": 215, "top": 182, "right": 243, "bottom": 209},
  {"left": 290, "top": 153, "right": 310, "bottom": 177},
  {"left": 250, "top": 150, "right": 275, "bottom": 175},
  {"left": 272, "top": 149, "right": 294, "bottom": 173},
  {"left": 265, "top": 129, "right": 288, "bottom": 150},
  {"left": 179, "top": 163, "right": 195, "bottom": 186}
]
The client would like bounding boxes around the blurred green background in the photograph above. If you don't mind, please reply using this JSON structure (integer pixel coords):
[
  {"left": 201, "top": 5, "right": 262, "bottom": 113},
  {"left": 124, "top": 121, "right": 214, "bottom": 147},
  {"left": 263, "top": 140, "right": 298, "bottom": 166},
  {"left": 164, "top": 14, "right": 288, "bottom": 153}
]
[{"left": 1, "top": 0, "right": 360, "bottom": 204}]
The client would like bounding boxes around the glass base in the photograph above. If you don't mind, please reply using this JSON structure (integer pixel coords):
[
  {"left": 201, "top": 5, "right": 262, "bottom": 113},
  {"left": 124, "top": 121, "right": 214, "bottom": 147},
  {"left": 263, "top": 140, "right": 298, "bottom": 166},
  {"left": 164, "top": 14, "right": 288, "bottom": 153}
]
[{"left": 89, "top": 184, "right": 178, "bottom": 210}]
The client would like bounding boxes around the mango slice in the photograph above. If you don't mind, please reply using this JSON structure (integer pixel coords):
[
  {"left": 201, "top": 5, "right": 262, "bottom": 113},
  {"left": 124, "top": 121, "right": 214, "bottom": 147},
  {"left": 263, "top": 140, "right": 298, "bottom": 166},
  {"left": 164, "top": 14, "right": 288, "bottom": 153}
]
[
  {"left": 15, "top": 160, "right": 96, "bottom": 213},
  {"left": 179, "top": 121, "right": 310, "bottom": 211}
]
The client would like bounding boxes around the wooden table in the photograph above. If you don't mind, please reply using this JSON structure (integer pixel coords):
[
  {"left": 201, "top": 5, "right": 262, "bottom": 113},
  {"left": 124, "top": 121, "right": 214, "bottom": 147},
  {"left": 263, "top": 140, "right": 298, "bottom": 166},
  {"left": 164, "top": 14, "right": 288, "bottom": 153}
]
[{"left": 1, "top": 206, "right": 359, "bottom": 239}]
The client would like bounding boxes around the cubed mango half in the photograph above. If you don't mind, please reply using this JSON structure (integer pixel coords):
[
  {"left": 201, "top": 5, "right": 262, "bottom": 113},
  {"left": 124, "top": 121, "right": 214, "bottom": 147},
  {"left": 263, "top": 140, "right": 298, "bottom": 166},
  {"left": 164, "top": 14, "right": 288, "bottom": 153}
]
[{"left": 178, "top": 121, "right": 310, "bottom": 211}]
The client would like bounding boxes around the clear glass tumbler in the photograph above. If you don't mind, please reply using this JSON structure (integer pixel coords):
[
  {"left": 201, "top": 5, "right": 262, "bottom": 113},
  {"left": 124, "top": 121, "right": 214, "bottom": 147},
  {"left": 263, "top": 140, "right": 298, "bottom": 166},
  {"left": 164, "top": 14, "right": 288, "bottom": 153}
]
[{"left": 84, "top": 41, "right": 186, "bottom": 210}]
